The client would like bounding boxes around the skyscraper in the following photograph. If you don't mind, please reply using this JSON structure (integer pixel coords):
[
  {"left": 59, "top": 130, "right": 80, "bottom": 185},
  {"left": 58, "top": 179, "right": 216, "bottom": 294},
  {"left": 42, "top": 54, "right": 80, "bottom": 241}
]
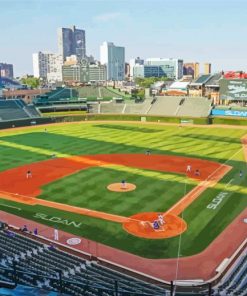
[
  {"left": 58, "top": 26, "right": 86, "bottom": 61},
  {"left": 32, "top": 52, "right": 63, "bottom": 82},
  {"left": 0, "top": 63, "right": 14, "bottom": 78},
  {"left": 100, "top": 42, "right": 125, "bottom": 81}
]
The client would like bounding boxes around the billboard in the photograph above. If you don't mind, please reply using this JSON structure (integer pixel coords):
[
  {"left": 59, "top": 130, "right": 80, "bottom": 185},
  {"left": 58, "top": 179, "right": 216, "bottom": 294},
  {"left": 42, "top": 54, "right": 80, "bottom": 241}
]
[
  {"left": 211, "top": 109, "right": 247, "bottom": 117},
  {"left": 220, "top": 79, "right": 247, "bottom": 100}
]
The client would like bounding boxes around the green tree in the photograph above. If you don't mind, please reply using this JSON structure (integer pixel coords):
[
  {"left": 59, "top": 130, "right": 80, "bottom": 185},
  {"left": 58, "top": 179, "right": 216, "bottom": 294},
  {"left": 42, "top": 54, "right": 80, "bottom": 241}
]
[
  {"left": 21, "top": 76, "right": 40, "bottom": 89},
  {"left": 134, "top": 76, "right": 172, "bottom": 88}
]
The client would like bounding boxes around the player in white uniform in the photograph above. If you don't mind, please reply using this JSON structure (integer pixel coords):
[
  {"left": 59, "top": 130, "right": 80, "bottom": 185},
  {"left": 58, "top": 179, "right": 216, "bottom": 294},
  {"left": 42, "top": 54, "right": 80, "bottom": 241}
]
[{"left": 186, "top": 165, "right": 191, "bottom": 173}]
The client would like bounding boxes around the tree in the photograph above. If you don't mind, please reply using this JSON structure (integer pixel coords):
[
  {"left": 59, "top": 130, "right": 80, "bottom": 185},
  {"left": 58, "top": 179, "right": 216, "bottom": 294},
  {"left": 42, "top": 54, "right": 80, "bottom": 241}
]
[
  {"left": 134, "top": 76, "right": 172, "bottom": 88},
  {"left": 21, "top": 76, "right": 40, "bottom": 89}
]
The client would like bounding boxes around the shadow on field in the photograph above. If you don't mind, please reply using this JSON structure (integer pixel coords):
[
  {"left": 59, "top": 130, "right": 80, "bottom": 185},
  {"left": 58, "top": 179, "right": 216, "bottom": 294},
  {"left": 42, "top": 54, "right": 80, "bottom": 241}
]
[
  {"left": 94, "top": 124, "right": 163, "bottom": 133},
  {"left": 178, "top": 133, "right": 241, "bottom": 144},
  {"left": 1, "top": 131, "right": 246, "bottom": 187}
]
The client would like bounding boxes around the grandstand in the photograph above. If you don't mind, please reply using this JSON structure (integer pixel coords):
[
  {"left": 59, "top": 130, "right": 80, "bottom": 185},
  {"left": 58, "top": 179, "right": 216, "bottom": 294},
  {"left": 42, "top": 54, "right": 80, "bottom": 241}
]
[
  {"left": 0, "top": 229, "right": 167, "bottom": 295},
  {"left": 213, "top": 251, "right": 247, "bottom": 295},
  {"left": 35, "top": 87, "right": 78, "bottom": 105},
  {"left": 77, "top": 86, "right": 124, "bottom": 100},
  {"left": 0, "top": 99, "right": 40, "bottom": 121}
]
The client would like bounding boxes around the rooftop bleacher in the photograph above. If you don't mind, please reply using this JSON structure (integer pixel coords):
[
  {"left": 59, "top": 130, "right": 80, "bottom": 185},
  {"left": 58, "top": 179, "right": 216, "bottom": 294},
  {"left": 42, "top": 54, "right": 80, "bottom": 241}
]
[
  {"left": 205, "top": 73, "right": 222, "bottom": 87},
  {"left": 191, "top": 74, "right": 212, "bottom": 85},
  {"left": 0, "top": 229, "right": 168, "bottom": 295}
]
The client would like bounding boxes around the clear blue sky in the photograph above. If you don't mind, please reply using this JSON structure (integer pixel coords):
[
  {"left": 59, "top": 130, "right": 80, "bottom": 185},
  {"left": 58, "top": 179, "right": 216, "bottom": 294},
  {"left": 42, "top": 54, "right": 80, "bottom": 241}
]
[{"left": 1, "top": 0, "right": 247, "bottom": 76}]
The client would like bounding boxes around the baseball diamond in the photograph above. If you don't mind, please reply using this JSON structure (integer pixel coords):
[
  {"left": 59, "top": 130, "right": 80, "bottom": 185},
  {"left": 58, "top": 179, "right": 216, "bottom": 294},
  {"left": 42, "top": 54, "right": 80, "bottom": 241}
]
[{"left": 0, "top": 121, "right": 246, "bottom": 283}]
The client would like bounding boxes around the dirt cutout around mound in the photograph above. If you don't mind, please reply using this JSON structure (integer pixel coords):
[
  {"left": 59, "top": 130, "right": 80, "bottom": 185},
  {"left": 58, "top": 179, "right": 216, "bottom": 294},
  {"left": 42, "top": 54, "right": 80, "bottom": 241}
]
[
  {"left": 0, "top": 154, "right": 231, "bottom": 239},
  {"left": 107, "top": 183, "right": 136, "bottom": 192}
]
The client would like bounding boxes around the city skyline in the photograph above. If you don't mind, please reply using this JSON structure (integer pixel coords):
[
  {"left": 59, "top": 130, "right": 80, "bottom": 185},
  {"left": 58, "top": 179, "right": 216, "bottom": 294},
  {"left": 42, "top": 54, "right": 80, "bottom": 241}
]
[{"left": 1, "top": 0, "right": 247, "bottom": 76}]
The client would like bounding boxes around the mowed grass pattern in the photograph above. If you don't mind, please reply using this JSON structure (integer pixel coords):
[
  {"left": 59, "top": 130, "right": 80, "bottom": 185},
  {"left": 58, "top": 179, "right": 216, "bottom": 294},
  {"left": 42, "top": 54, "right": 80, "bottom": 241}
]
[
  {"left": 0, "top": 122, "right": 246, "bottom": 258},
  {"left": 39, "top": 166, "right": 197, "bottom": 216}
]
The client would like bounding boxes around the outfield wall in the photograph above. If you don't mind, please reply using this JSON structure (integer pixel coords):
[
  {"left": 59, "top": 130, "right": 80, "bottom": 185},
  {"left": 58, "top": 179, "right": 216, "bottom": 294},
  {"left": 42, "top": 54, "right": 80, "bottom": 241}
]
[{"left": 3, "top": 113, "right": 247, "bottom": 129}]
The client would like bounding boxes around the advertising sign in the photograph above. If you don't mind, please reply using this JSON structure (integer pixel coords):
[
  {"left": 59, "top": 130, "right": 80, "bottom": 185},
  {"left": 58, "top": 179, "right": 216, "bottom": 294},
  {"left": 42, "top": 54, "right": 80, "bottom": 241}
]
[
  {"left": 212, "top": 109, "right": 247, "bottom": 117},
  {"left": 220, "top": 79, "right": 247, "bottom": 100}
]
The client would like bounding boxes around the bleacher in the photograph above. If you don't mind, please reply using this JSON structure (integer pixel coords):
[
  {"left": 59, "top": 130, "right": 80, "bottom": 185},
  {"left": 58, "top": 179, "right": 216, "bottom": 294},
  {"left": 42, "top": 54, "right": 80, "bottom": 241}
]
[
  {"left": 147, "top": 96, "right": 182, "bottom": 116},
  {"left": 213, "top": 251, "right": 247, "bottom": 296},
  {"left": 24, "top": 105, "right": 41, "bottom": 117},
  {"left": 35, "top": 87, "right": 78, "bottom": 105},
  {"left": 100, "top": 102, "right": 125, "bottom": 114},
  {"left": 77, "top": 86, "right": 118, "bottom": 100},
  {"left": 0, "top": 99, "right": 40, "bottom": 121},
  {"left": 0, "top": 230, "right": 168, "bottom": 295},
  {"left": 176, "top": 97, "right": 212, "bottom": 117},
  {"left": 124, "top": 99, "right": 153, "bottom": 114},
  {"left": 87, "top": 96, "right": 213, "bottom": 118}
]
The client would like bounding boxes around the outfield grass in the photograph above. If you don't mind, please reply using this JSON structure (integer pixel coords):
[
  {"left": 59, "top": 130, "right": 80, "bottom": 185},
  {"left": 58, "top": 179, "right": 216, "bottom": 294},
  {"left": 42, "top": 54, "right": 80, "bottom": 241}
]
[{"left": 0, "top": 122, "right": 246, "bottom": 258}]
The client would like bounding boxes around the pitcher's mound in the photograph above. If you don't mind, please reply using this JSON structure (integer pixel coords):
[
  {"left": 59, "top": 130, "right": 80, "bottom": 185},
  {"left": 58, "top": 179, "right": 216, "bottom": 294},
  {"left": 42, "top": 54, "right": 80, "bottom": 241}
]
[{"left": 107, "top": 183, "right": 136, "bottom": 192}]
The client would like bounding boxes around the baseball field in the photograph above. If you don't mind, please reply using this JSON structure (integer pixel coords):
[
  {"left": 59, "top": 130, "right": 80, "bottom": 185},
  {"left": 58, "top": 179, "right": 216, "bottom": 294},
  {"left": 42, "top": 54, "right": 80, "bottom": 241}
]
[{"left": 0, "top": 122, "right": 246, "bottom": 259}]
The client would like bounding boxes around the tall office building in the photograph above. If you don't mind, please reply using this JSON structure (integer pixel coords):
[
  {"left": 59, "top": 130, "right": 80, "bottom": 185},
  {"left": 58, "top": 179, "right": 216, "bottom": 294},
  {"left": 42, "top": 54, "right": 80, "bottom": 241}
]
[
  {"left": 62, "top": 60, "right": 106, "bottom": 83},
  {"left": 133, "top": 58, "right": 183, "bottom": 80},
  {"left": 58, "top": 26, "right": 86, "bottom": 61},
  {"left": 129, "top": 57, "right": 144, "bottom": 79},
  {"left": 146, "top": 58, "right": 183, "bottom": 79},
  {"left": 100, "top": 42, "right": 125, "bottom": 81},
  {"left": 0, "top": 63, "right": 14, "bottom": 78},
  {"left": 32, "top": 52, "right": 63, "bottom": 82},
  {"left": 204, "top": 63, "right": 212, "bottom": 75}
]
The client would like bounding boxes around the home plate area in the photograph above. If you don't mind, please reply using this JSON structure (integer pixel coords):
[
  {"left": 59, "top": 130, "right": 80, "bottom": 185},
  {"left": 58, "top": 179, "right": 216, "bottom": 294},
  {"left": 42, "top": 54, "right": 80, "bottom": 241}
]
[{"left": 123, "top": 212, "right": 187, "bottom": 239}]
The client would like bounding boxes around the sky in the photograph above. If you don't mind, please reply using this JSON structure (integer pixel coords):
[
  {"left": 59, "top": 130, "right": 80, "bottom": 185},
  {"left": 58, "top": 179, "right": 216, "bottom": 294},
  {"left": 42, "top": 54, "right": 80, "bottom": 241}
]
[{"left": 1, "top": 0, "right": 247, "bottom": 77}]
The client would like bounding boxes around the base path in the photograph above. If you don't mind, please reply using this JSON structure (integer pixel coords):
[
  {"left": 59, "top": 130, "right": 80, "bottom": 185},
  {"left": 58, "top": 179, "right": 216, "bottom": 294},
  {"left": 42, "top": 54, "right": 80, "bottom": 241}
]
[{"left": 0, "top": 154, "right": 231, "bottom": 238}]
